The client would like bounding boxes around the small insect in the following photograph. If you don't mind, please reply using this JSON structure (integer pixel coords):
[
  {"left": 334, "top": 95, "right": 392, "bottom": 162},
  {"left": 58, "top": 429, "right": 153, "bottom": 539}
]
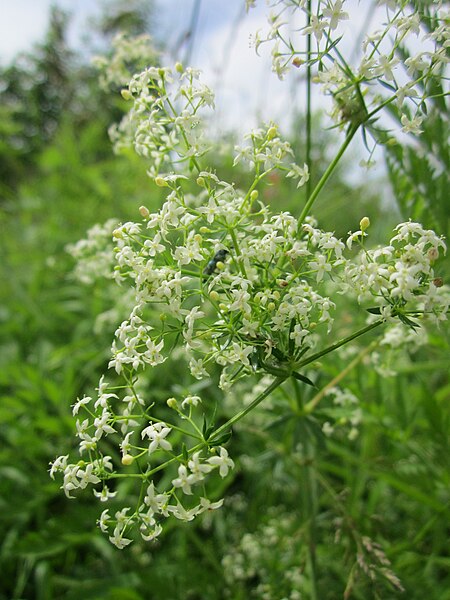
[{"left": 204, "top": 249, "right": 228, "bottom": 276}]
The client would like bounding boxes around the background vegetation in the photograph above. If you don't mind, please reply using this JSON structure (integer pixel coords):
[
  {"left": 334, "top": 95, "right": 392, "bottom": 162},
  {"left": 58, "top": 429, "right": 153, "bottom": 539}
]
[{"left": 0, "top": 3, "right": 448, "bottom": 599}]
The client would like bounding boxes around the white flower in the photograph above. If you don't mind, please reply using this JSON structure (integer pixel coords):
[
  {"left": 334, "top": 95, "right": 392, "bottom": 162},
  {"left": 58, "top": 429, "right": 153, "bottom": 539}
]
[
  {"left": 286, "top": 163, "right": 310, "bottom": 188},
  {"left": 49, "top": 455, "right": 68, "bottom": 479},
  {"left": 207, "top": 447, "right": 235, "bottom": 478},
  {"left": 167, "top": 502, "right": 200, "bottom": 521},
  {"left": 144, "top": 482, "right": 170, "bottom": 514},
  {"left": 94, "top": 485, "right": 117, "bottom": 502},
  {"left": 303, "top": 14, "right": 327, "bottom": 43},
  {"left": 72, "top": 396, "right": 91, "bottom": 416},
  {"left": 109, "top": 525, "right": 133, "bottom": 549},
  {"left": 98, "top": 509, "right": 110, "bottom": 533},
  {"left": 141, "top": 421, "right": 173, "bottom": 454},
  {"left": 94, "top": 411, "right": 116, "bottom": 439},
  {"left": 172, "top": 464, "right": 195, "bottom": 495},
  {"left": 290, "top": 324, "right": 309, "bottom": 347},
  {"left": 322, "top": 1, "right": 349, "bottom": 30},
  {"left": 401, "top": 114, "right": 423, "bottom": 135},
  {"left": 181, "top": 395, "right": 201, "bottom": 410},
  {"left": 188, "top": 452, "right": 213, "bottom": 482},
  {"left": 76, "top": 463, "right": 101, "bottom": 489},
  {"left": 197, "top": 497, "right": 224, "bottom": 513}
]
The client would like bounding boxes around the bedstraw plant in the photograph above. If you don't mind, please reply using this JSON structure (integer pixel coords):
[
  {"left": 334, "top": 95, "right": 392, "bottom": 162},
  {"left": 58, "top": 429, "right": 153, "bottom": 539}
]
[{"left": 50, "top": 1, "right": 448, "bottom": 593}]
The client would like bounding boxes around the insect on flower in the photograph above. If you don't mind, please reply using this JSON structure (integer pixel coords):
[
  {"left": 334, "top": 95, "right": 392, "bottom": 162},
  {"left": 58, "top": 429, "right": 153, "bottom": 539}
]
[{"left": 204, "top": 249, "right": 228, "bottom": 276}]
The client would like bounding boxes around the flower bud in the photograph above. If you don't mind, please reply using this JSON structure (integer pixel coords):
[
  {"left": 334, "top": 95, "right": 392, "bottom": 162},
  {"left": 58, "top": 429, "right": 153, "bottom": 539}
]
[
  {"left": 139, "top": 206, "right": 150, "bottom": 219},
  {"left": 121, "top": 454, "right": 134, "bottom": 466},
  {"left": 216, "top": 261, "right": 225, "bottom": 270},
  {"left": 433, "top": 277, "right": 443, "bottom": 288},
  {"left": 194, "top": 234, "right": 203, "bottom": 244},
  {"left": 360, "top": 217, "right": 370, "bottom": 231},
  {"left": 120, "top": 88, "right": 133, "bottom": 101},
  {"left": 267, "top": 126, "right": 278, "bottom": 140},
  {"left": 167, "top": 397, "right": 178, "bottom": 409},
  {"left": 155, "top": 176, "right": 168, "bottom": 187},
  {"left": 292, "top": 57, "right": 303, "bottom": 68},
  {"left": 210, "top": 290, "right": 220, "bottom": 302},
  {"left": 199, "top": 226, "right": 209, "bottom": 234},
  {"left": 196, "top": 176, "right": 206, "bottom": 187},
  {"left": 267, "top": 302, "right": 276, "bottom": 311},
  {"left": 250, "top": 190, "right": 259, "bottom": 201},
  {"left": 175, "top": 62, "right": 183, "bottom": 73}
]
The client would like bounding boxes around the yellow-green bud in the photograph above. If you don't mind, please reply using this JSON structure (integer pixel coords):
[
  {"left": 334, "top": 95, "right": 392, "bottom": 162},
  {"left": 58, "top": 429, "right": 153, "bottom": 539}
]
[
  {"left": 210, "top": 290, "right": 220, "bottom": 302},
  {"left": 160, "top": 313, "right": 167, "bottom": 321},
  {"left": 194, "top": 234, "right": 203, "bottom": 244},
  {"left": 219, "top": 303, "right": 228, "bottom": 311},
  {"left": 272, "top": 291, "right": 280, "bottom": 300},
  {"left": 167, "top": 397, "right": 178, "bottom": 409},
  {"left": 250, "top": 190, "right": 259, "bottom": 201},
  {"left": 267, "top": 126, "right": 278, "bottom": 140},
  {"left": 121, "top": 454, "right": 134, "bottom": 466},
  {"left": 199, "top": 226, "right": 209, "bottom": 234},
  {"left": 267, "top": 302, "right": 276, "bottom": 311},
  {"left": 155, "top": 176, "right": 168, "bottom": 187},
  {"left": 196, "top": 176, "right": 206, "bottom": 187},
  {"left": 360, "top": 217, "right": 370, "bottom": 231},
  {"left": 121, "top": 88, "right": 133, "bottom": 101},
  {"left": 216, "top": 261, "right": 225, "bottom": 270},
  {"left": 175, "top": 62, "right": 183, "bottom": 73},
  {"left": 139, "top": 205, "right": 150, "bottom": 219}
]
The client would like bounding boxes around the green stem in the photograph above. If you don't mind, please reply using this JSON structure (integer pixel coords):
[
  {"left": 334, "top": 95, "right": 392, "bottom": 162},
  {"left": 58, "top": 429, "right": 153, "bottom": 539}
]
[
  {"left": 304, "top": 341, "right": 378, "bottom": 414},
  {"left": 298, "top": 122, "right": 359, "bottom": 227},
  {"left": 293, "top": 378, "right": 319, "bottom": 600},
  {"left": 295, "top": 319, "right": 384, "bottom": 370},
  {"left": 210, "top": 376, "right": 286, "bottom": 441},
  {"left": 305, "top": 0, "right": 312, "bottom": 201}
]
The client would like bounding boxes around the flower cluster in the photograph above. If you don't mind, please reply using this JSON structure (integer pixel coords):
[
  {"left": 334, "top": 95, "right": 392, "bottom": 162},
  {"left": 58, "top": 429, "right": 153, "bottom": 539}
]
[
  {"left": 50, "top": 34, "right": 448, "bottom": 549},
  {"left": 344, "top": 220, "right": 448, "bottom": 324},
  {"left": 67, "top": 218, "right": 118, "bottom": 284},
  {"left": 92, "top": 32, "right": 157, "bottom": 91},
  {"left": 248, "top": 0, "right": 448, "bottom": 138},
  {"left": 50, "top": 376, "right": 234, "bottom": 548}
]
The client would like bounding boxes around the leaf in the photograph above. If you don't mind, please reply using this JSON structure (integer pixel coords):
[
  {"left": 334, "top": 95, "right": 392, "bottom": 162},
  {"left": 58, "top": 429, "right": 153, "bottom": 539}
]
[
  {"left": 378, "top": 79, "right": 397, "bottom": 92},
  {"left": 208, "top": 431, "right": 232, "bottom": 447},
  {"left": 292, "top": 371, "right": 316, "bottom": 388}
]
